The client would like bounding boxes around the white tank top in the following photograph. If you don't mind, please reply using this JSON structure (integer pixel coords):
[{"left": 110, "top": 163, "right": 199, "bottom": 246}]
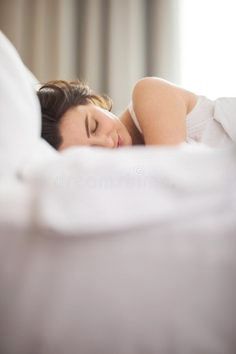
[{"left": 128, "top": 96, "right": 236, "bottom": 148}]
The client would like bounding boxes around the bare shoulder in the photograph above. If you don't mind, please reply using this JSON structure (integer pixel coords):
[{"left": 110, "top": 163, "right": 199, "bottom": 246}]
[
  {"left": 132, "top": 77, "right": 198, "bottom": 114},
  {"left": 130, "top": 77, "right": 198, "bottom": 145}
]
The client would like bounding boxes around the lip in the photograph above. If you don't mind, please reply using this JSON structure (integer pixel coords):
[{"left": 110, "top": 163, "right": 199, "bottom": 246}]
[{"left": 117, "top": 134, "right": 123, "bottom": 148}]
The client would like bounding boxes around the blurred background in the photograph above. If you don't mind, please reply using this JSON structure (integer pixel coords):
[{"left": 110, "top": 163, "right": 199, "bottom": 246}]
[{"left": 0, "top": 0, "right": 236, "bottom": 113}]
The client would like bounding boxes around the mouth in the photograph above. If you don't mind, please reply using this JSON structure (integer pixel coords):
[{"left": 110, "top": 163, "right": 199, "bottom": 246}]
[{"left": 117, "top": 134, "right": 123, "bottom": 148}]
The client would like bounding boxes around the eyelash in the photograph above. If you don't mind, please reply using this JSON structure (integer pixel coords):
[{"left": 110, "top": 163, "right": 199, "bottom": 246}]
[{"left": 91, "top": 120, "right": 98, "bottom": 134}]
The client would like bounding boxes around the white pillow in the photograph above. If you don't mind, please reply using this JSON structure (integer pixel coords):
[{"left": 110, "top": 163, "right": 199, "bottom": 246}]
[{"left": 0, "top": 31, "right": 42, "bottom": 175}]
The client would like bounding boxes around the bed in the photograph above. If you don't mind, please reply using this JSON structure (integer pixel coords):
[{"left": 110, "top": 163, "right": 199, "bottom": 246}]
[{"left": 1, "top": 31, "right": 236, "bottom": 354}]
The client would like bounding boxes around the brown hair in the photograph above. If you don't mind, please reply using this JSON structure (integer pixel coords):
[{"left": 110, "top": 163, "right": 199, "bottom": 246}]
[{"left": 37, "top": 80, "right": 113, "bottom": 149}]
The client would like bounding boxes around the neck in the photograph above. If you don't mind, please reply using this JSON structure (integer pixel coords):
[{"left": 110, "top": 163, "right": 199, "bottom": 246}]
[{"left": 119, "top": 108, "right": 144, "bottom": 145}]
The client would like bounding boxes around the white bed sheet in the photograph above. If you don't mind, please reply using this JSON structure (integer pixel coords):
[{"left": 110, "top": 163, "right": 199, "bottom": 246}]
[
  {"left": 19, "top": 143, "right": 236, "bottom": 236},
  {"left": 1, "top": 150, "right": 236, "bottom": 353}
]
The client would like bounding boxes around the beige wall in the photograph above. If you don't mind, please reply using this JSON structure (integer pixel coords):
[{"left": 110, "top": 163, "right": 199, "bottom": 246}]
[{"left": 0, "top": 0, "right": 180, "bottom": 113}]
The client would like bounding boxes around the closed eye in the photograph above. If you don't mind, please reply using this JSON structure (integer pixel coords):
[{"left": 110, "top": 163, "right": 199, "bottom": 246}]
[{"left": 91, "top": 120, "right": 98, "bottom": 134}]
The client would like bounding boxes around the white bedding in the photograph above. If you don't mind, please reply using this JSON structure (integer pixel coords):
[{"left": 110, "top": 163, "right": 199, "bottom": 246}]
[
  {"left": 20, "top": 143, "right": 236, "bottom": 235},
  {"left": 1, "top": 31, "right": 236, "bottom": 354}
]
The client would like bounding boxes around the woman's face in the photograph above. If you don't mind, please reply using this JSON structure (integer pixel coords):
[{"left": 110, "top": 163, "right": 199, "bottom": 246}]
[{"left": 59, "top": 104, "right": 132, "bottom": 150}]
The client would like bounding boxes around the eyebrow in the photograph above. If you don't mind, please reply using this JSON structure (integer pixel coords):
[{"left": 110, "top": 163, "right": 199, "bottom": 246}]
[{"left": 85, "top": 115, "right": 90, "bottom": 138}]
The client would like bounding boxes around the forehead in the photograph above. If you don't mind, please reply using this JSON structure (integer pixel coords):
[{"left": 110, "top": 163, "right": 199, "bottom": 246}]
[
  {"left": 59, "top": 105, "right": 88, "bottom": 148},
  {"left": 61, "top": 105, "right": 86, "bottom": 124}
]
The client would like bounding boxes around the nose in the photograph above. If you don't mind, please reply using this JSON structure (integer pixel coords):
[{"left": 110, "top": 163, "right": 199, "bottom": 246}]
[
  {"left": 95, "top": 118, "right": 117, "bottom": 148},
  {"left": 96, "top": 134, "right": 115, "bottom": 148},
  {"left": 105, "top": 135, "right": 116, "bottom": 148}
]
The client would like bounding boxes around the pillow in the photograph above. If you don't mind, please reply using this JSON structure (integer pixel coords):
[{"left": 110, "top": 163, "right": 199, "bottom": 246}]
[{"left": 0, "top": 31, "right": 43, "bottom": 175}]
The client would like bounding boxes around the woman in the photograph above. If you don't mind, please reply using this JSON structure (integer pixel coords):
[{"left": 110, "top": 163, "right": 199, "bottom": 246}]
[{"left": 37, "top": 77, "right": 236, "bottom": 150}]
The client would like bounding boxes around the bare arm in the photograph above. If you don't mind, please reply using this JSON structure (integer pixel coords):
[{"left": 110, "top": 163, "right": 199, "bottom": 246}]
[{"left": 132, "top": 77, "right": 197, "bottom": 145}]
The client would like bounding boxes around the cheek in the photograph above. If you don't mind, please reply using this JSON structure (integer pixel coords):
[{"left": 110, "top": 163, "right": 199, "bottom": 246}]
[
  {"left": 101, "top": 112, "right": 117, "bottom": 128},
  {"left": 110, "top": 114, "right": 122, "bottom": 129},
  {"left": 114, "top": 117, "right": 124, "bottom": 130},
  {"left": 108, "top": 119, "right": 117, "bottom": 131},
  {"left": 95, "top": 108, "right": 119, "bottom": 131}
]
